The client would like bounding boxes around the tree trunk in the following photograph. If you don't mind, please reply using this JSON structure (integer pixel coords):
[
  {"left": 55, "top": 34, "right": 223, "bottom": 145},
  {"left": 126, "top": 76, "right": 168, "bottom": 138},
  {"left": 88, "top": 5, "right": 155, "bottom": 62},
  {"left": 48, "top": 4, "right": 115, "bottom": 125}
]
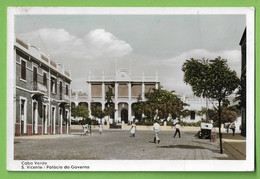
[{"left": 218, "top": 99, "right": 223, "bottom": 154}]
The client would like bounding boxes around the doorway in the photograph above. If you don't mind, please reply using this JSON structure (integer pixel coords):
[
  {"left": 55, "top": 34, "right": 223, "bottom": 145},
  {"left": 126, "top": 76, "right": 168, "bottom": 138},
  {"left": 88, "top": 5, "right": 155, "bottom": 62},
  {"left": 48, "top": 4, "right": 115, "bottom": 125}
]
[{"left": 121, "top": 109, "right": 128, "bottom": 124}]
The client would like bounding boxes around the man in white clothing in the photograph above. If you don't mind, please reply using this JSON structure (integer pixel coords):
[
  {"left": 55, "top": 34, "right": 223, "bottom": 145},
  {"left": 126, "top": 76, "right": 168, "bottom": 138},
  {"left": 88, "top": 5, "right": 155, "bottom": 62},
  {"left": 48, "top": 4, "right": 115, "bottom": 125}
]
[
  {"left": 153, "top": 121, "right": 160, "bottom": 143},
  {"left": 174, "top": 123, "right": 181, "bottom": 138}
]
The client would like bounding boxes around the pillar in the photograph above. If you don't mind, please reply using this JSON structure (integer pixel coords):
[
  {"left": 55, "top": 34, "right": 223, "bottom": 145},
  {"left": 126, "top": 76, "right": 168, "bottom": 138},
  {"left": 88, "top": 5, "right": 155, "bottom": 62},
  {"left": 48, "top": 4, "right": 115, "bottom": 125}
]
[
  {"left": 114, "top": 102, "right": 118, "bottom": 123},
  {"left": 128, "top": 82, "right": 131, "bottom": 100},
  {"left": 128, "top": 103, "right": 132, "bottom": 123},
  {"left": 88, "top": 82, "right": 92, "bottom": 117},
  {"left": 102, "top": 82, "right": 105, "bottom": 103},
  {"left": 115, "top": 82, "right": 118, "bottom": 100},
  {"left": 142, "top": 82, "right": 145, "bottom": 100}
]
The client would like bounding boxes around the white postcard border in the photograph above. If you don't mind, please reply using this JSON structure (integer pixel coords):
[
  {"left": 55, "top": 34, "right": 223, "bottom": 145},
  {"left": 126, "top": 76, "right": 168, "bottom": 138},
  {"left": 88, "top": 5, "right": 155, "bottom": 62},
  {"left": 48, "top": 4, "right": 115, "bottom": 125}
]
[{"left": 7, "top": 7, "right": 255, "bottom": 171}]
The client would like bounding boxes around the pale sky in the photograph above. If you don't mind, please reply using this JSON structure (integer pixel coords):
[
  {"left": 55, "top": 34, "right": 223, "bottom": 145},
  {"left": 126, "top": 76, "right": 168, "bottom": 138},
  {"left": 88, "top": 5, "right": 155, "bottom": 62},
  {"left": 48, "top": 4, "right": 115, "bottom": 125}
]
[{"left": 15, "top": 15, "right": 246, "bottom": 96}]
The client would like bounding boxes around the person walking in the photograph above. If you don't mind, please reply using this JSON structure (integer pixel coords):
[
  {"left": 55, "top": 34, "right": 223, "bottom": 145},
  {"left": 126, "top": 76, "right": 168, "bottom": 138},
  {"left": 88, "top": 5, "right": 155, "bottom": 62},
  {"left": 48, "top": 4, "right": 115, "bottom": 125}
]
[
  {"left": 130, "top": 123, "right": 136, "bottom": 137},
  {"left": 230, "top": 123, "right": 236, "bottom": 136},
  {"left": 153, "top": 121, "right": 160, "bottom": 143},
  {"left": 174, "top": 122, "right": 181, "bottom": 138},
  {"left": 99, "top": 124, "right": 103, "bottom": 135}
]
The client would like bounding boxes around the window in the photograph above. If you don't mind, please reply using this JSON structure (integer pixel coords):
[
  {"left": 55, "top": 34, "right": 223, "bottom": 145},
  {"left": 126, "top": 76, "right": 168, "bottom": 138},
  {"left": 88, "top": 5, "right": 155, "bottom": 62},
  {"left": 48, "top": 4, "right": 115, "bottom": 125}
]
[
  {"left": 190, "top": 111, "right": 195, "bottom": 120},
  {"left": 66, "top": 84, "right": 69, "bottom": 95},
  {"left": 43, "top": 73, "right": 47, "bottom": 87},
  {"left": 21, "top": 60, "right": 26, "bottom": 80},
  {"left": 51, "top": 77, "right": 57, "bottom": 94},
  {"left": 60, "top": 81, "right": 62, "bottom": 94},
  {"left": 33, "top": 67, "right": 38, "bottom": 90}
]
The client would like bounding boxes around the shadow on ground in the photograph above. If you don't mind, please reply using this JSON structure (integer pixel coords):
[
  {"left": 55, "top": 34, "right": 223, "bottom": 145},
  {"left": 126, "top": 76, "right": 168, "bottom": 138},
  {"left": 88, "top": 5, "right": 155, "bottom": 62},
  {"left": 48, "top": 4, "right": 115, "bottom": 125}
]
[{"left": 157, "top": 145, "right": 206, "bottom": 149}]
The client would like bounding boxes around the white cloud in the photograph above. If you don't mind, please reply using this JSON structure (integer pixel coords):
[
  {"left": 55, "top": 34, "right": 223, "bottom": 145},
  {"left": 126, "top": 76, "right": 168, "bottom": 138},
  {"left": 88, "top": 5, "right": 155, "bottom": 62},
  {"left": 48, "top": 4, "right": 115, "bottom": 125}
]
[
  {"left": 151, "top": 49, "right": 241, "bottom": 96},
  {"left": 17, "top": 28, "right": 133, "bottom": 60}
]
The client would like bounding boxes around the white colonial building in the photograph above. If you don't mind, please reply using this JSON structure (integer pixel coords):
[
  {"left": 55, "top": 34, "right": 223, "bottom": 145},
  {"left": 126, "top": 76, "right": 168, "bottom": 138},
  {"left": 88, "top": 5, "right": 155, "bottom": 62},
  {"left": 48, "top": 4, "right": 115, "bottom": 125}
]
[
  {"left": 72, "top": 68, "right": 159, "bottom": 124},
  {"left": 180, "top": 95, "right": 216, "bottom": 123}
]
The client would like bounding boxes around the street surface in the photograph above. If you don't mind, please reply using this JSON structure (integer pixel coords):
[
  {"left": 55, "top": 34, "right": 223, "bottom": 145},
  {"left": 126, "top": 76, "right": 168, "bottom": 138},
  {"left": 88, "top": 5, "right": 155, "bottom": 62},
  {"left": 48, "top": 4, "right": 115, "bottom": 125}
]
[{"left": 14, "top": 130, "right": 236, "bottom": 160}]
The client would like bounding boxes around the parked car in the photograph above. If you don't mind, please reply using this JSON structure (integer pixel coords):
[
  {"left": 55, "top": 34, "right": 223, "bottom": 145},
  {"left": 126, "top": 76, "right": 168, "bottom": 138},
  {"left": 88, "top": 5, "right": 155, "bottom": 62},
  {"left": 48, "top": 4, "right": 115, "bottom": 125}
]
[{"left": 198, "top": 122, "right": 213, "bottom": 139}]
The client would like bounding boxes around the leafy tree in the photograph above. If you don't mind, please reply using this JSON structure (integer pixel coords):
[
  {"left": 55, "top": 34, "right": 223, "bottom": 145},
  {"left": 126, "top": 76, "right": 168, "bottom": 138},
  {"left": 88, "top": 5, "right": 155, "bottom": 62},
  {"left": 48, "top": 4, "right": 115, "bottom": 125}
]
[
  {"left": 71, "top": 105, "right": 89, "bottom": 119},
  {"left": 91, "top": 103, "right": 105, "bottom": 119},
  {"left": 71, "top": 105, "right": 89, "bottom": 124},
  {"left": 199, "top": 106, "right": 237, "bottom": 127},
  {"left": 104, "top": 86, "right": 116, "bottom": 122},
  {"left": 133, "top": 88, "right": 186, "bottom": 122},
  {"left": 182, "top": 57, "right": 240, "bottom": 154}
]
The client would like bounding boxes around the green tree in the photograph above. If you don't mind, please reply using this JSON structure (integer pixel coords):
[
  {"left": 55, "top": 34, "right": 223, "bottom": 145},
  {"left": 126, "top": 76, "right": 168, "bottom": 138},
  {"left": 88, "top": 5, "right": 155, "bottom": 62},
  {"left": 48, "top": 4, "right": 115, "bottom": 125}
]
[
  {"left": 91, "top": 103, "right": 105, "bottom": 119},
  {"left": 133, "top": 88, "right": 186, "bottom": 122},
  {"left": 103, "top": 86, "right": 116, "bottom": 123},
  {"left": 199, "top": 107, "right": 237, "bottom": 126},
  {"left": 182, "top": 57, "right": 240, "bottom": 154},
  {"left": 71, "top": 105, "right": 89, "bottom": 124}
]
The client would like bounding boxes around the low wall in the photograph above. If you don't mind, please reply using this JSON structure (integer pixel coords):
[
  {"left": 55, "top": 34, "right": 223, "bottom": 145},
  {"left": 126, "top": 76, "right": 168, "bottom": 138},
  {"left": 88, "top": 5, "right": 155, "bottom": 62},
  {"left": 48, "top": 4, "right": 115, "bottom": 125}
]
[
  {"left": 71, "top": 124, "right": 110, "bottom": 130},
  {"left": 71, "top": 124, "right": 226, "bottom": 133}
]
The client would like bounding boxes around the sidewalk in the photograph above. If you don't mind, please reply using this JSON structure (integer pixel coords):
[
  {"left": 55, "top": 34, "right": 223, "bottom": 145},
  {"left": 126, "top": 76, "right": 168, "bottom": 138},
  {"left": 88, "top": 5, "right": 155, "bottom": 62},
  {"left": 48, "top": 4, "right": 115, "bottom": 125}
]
[{"left": 219, "top": 133, "right": 246, "bottom": 160}]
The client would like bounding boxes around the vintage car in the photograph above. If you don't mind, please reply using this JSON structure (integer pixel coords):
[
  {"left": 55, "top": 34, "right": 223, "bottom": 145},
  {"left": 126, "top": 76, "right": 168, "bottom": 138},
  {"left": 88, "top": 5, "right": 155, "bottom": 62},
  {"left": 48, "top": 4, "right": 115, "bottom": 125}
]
[{"left": 198, "top": 122, "right": 213, "bottom": 139}]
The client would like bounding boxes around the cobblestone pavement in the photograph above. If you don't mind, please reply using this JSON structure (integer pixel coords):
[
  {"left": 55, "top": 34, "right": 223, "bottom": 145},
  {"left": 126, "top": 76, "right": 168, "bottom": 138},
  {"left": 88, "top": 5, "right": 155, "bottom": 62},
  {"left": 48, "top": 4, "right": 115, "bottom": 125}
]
[{"left": 14, "top": 130, "right": 235, "bottom": 160}]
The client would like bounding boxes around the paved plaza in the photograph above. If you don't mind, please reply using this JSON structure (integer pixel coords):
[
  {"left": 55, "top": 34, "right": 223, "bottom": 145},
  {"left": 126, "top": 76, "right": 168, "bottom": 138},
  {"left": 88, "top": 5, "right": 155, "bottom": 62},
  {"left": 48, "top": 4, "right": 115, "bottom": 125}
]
[{"left": 13, "top": 129, "right": 241, "bottom": 160}]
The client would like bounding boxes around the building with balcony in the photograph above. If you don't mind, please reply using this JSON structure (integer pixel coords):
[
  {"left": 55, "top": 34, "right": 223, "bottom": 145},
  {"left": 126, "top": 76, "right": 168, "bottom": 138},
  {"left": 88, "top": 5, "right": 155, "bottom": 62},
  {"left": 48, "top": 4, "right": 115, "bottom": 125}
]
[
  {"left": 14, "top": 38, "right": 72, "bottom": 136},
  {"left": 72, "top": 69, "right": 159, "bottom": 124}
]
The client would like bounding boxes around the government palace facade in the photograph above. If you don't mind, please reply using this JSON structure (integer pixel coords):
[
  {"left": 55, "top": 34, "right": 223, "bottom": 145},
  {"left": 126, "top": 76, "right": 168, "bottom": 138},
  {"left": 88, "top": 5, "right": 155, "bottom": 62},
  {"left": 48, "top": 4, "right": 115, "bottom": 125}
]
[{"left": 72, "top": 69, "right": 159, "bottom": 124}]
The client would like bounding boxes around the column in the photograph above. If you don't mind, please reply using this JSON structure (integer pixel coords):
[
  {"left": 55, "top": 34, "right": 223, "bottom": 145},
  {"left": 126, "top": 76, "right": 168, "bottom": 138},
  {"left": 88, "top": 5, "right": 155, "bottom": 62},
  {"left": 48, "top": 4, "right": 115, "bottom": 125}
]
[
  {"left": 48, "top": 69, "right": 51, "bottom": 134},
  {"left": 128, "top": 103, "right": 132, "bottom": 123},
  {"left": 155, "top": 83, "right": 158, "bottom": 89},
  {"left": 102, "top": 102, "right": 105, "bottom": 110},
  {"left": 114, "top": 83, "right": 119, "bottom": 123},
  {"left": 102, "top": 82, "right": 105, "bottom": 103},
  {"left": 155, "top": 71, "right": 159, "bottom": 89},
  {"left": 128, "top": 82, "right": 131, "bottom": 100},
  {"left": 88, "top": 82, "right": 92, "bottom": 101},
  {"left": 114, "top": 102, "right": 118, "bottom": 124},
  {"left": 142, "top": 83, "right": 145, "bottom": 100},
  {"left": 102, "top": 71, "right": 105, "bottom": 103},
  {"left": 88, "top": 82, "right": 92, "bottom": 117},
  {"left": 115, "top": 82, "right": 118, "bottom": 100}
]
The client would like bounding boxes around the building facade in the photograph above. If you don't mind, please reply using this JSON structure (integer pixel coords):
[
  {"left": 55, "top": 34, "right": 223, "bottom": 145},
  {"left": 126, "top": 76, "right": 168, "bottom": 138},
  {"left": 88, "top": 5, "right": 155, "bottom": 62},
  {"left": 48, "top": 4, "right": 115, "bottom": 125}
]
[
  {"left": 180, "top": 95, "right": 214, "bottom": 123},
  {"left": 239, "top": 28, "right": 246, "bottom": 137},
  {"left": 14, "top": 38, "right": 72, "bottom": 136},
  {"left": 72, "top": 69, "right": 159, "bottom": 124}
]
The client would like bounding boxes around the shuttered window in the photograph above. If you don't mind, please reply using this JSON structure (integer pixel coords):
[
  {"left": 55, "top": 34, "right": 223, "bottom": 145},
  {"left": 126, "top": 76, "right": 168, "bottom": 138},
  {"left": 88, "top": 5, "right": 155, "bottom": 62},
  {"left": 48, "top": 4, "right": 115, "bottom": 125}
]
[
  {"left": 21, "top": 60, "right": 26, "bottom": 80},
  {"left": 43, "top": 73, "right": 47, "bottom": 87}
]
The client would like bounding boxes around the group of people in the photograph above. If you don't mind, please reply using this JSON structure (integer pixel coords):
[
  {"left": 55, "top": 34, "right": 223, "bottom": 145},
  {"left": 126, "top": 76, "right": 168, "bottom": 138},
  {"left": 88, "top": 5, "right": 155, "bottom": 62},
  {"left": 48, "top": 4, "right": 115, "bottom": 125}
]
[
  {"left": 129, "top": 120, "right": 181, "bottom": 143},
  {"left": 82, "top": 124, "right": 103, "bottom": 135}
]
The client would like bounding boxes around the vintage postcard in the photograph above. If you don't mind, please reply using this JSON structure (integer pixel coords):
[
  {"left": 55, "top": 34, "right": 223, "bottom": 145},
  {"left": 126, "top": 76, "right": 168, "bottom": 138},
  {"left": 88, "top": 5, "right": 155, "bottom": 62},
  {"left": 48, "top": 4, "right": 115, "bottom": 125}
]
[{"left": 7, "top": 7, "right": 254, "bottom": 171}]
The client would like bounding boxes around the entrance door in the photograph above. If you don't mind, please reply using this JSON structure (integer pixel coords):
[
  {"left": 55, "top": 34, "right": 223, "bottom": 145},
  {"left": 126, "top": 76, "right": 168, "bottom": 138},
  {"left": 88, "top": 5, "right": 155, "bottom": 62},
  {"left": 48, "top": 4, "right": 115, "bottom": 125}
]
[
  {"left": 43, "top": 105, "right": 47, "bottom": 134},
  {"left": 121, "top": 109, "right": 128, "bottom": 124},
  {"left": 20, "top": 99, "right": 27, "bottom": 134},
  {"left": 59, "top": 108, "right": 63, "bottom": 134},
  {"left": 65, "top": 110, "right": 68, "bottom": 134},
  {"left": 51, "top": 107, "right": 56, "bottom": 134},
  {"left": 32, "top": 102, "right": 38, "bottom": 134}
]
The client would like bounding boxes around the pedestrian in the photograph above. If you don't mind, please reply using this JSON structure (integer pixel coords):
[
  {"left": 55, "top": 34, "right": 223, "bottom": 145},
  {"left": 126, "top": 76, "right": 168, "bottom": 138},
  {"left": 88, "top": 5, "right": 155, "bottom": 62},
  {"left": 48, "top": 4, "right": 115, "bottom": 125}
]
[
  {"left": 153, "top": 121, "right": 160, "bottom": 143},
  {"left": 83, "top": 124, "right": 89, "bottom": 135},
  {"left": 230, "top": 123, "right": 236, "bottom": 136},
  {"left": 130, "top": 123, "right": 136, "bottom": 137},
  {"left": 99, "top": 124, "right": 103, "bottom": 135},
  {"left": 226, "top": 123, "right": 230, "bottom": 133},
  {"left": 174, "top": 122, "right": 181, "bottom": 138}
]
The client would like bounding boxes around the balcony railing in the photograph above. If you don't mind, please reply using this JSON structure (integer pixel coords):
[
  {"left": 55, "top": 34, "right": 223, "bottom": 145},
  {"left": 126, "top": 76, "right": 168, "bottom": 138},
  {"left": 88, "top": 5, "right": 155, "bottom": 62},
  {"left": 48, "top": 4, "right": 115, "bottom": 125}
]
[
  {"left": 33, "top": 81, "right": 47, "bottom": 94},
  {"left": 62, "top": 93, "right": 70, "bottom": 101}
]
